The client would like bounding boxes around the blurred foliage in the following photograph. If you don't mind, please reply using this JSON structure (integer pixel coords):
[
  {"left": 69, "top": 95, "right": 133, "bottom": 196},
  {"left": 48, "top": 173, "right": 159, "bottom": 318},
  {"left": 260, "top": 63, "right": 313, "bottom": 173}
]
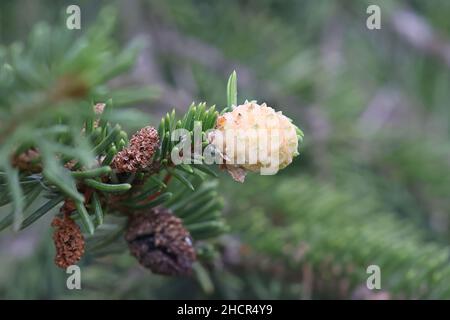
[{"left": 1, "top": 0, "right": 450, "bottom": 299}]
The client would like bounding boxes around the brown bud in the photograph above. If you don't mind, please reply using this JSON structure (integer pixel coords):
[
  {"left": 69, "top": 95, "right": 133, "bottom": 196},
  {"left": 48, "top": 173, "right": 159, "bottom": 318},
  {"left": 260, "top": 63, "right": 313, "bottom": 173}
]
[
  {"left": 92, "top": 103, "right": 105, "bottom": 129},
  {"left": 112, "top": 126, "right": 159, "bottom": 173},
  {"left": 125, "top": 207, "right": 196, "bottom": 276},
  {"left": 52, "top": 213, "right": 85, "bottom": 269},
  {"left": 11, "top": 148, "right": 42, "bottom": 173},
  {"left": 94, "top": 103, "right": 105, "bottom": 115},
  {"left": 51, "top": 75, "right": 88, "bottom": 100}
]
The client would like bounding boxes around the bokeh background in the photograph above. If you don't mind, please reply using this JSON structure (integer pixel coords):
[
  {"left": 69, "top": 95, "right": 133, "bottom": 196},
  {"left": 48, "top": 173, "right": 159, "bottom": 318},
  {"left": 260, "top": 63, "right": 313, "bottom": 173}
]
[{"left": 1, "top": 0, "right": 450, "bottom": 299}]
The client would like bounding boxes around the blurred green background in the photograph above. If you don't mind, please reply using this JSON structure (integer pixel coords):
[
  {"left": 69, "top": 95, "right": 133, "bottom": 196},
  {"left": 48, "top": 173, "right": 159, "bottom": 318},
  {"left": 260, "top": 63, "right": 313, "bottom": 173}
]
[{"left": 1, "top": 0, "right": 450, "bottom": 299}]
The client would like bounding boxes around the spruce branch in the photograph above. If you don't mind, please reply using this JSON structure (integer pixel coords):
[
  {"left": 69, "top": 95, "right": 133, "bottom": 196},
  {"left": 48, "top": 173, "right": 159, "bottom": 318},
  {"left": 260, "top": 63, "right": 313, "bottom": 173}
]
[{"left": 0, "top": 9, "right": 304, "bottom": 279}]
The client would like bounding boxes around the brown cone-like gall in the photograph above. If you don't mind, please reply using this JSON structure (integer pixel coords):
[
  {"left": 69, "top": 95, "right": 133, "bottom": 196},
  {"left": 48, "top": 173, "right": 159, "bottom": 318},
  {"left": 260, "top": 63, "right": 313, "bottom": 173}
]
[
  {"left": 125, "top": 207, "right": 196, "bottom": 276},
  {"left": 52, "top": 213, "right": 85, "bottom": 269},
  {"left": 112, "top": 126, "right": 159, "bottom": 173}
]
